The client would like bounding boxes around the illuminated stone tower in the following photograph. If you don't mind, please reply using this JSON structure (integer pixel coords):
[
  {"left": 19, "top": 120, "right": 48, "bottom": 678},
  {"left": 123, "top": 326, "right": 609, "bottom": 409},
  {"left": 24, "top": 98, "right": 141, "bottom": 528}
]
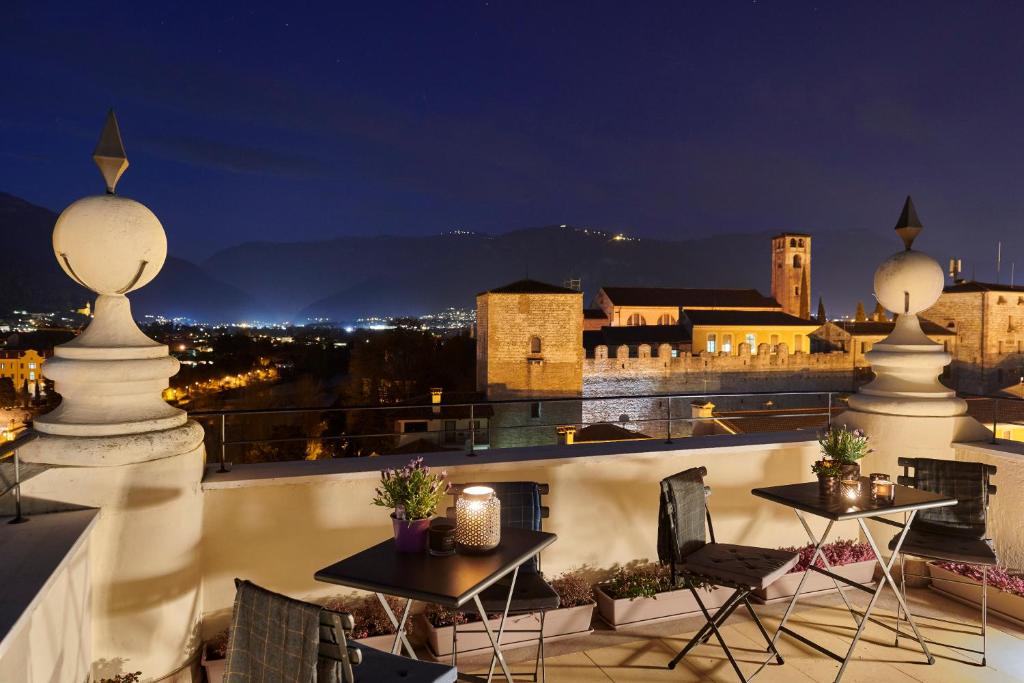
[{"left": 771, "top": 232, "right": 811, "bottom": 318}]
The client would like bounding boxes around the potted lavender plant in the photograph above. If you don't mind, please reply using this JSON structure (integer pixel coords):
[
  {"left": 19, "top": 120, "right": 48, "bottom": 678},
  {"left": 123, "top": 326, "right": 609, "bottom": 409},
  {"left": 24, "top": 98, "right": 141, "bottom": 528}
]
[
  {"left": 372, "top": 457, "right": 449, "bottom": 552},
  {"left": 816, "top": 426, "right": 871, "bottom": 480}
]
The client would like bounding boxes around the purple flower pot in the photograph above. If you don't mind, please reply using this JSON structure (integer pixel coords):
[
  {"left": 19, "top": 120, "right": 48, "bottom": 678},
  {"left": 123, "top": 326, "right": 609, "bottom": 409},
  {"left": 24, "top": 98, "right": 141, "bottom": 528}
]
[{"left": 392, "top": 516, "right": 431, "bottom": 553}]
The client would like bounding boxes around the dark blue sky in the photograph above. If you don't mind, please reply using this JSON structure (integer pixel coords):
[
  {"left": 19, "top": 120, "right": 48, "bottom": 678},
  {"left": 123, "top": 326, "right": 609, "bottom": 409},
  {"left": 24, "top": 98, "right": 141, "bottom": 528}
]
[{"left": 4, "top": 1, "right": 1024, "bottom": 268}]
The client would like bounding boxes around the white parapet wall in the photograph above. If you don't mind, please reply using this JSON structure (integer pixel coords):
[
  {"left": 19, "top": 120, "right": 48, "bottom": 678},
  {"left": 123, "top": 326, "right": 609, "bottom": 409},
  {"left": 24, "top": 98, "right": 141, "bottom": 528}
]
[{"left": 199, "top": 432, "right": 861, "bottom": 635}]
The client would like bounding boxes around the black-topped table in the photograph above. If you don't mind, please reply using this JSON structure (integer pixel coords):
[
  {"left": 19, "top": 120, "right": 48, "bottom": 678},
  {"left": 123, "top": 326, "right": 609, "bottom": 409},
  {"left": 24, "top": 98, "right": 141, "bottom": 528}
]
[
  {"left": 315, "top": 526, "right": 556, "bottom": 683},
  {"left": 752, "top": 478, "right": 956, "bottom": 683}
]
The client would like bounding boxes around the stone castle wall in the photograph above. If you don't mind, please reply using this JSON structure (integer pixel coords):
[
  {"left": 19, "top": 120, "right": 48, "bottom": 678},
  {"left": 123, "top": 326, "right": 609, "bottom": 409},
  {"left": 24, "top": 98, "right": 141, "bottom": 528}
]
[
  {"left": 924, "top": 291, "right": 1024, "bottom": 395},
  {"left": 581, "top": 343, "right": 857, "bottom": 437}
]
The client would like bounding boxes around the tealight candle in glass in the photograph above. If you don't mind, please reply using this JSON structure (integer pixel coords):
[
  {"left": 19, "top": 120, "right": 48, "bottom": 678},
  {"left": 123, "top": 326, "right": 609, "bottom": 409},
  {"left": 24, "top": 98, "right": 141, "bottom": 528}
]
[
  {"left": 871, "top": 478, "right": 895, "bottom": 504},
  {"left": 840, "top": 478, "right": 862, "bottom": 502},
  {"left": 455, "top": 486, "right": 501, "bottom": 553}
]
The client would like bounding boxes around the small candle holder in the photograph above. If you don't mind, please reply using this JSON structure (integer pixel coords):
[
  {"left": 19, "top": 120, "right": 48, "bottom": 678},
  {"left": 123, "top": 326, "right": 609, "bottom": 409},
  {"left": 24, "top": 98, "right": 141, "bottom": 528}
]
[
  {"left": 840, "top": 478, "right": 862, "bottom": 502},
  {"left": 871, "top": 478, "right": 895, "bottom": 504},
  {"left": 428, "top": 517, "right": 456, "bottom": 556},
  {"left": 455, "top": 486, "right": 501, "bottom": 553}
]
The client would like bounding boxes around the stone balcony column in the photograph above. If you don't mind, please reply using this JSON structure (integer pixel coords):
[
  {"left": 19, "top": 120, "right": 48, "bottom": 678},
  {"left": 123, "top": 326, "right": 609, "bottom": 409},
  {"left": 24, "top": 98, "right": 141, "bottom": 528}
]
[{"left": 18, "top": 112, "right": 205, "bottom": 683}]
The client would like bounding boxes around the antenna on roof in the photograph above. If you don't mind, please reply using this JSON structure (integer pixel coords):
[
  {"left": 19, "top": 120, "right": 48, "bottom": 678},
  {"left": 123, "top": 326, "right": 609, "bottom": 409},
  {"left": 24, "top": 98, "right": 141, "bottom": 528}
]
[{"left": 997, "top": 242, "right": 1002, "bottom": 284}]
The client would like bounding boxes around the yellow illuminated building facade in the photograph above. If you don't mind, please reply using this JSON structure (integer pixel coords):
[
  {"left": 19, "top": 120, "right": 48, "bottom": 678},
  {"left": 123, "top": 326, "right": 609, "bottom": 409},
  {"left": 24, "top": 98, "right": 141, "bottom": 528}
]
[
  {"left": 0, "top": 349, "right": 47, "bottom": 393},
  {"left": 686, "top": 310, "right": 821, "bottom": 354}
]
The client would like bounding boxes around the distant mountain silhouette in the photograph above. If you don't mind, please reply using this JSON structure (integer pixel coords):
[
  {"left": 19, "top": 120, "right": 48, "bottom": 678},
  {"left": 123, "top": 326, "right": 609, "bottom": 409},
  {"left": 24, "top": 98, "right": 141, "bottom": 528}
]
[
  {"left": 3, "top": 191, "right": 925, "bottom": 323},
  {"left": 0, "top": 193, "right": 255, "bottom": 322}
]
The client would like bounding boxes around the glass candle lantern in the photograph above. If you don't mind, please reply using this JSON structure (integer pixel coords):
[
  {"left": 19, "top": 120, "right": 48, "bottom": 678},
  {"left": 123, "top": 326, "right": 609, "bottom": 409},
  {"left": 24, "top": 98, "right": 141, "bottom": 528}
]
[
  {"left": 455, "top": 486, "right": 501, "bottom": 553},
  {"left": 840, "top": 478, "right": 862, "bottom": 502},
  {"left": 428, "top": 518, "right": 456, "bottom": 556},
  {"left": 871, "top": 478, "right": 895, "bottom": 503}
]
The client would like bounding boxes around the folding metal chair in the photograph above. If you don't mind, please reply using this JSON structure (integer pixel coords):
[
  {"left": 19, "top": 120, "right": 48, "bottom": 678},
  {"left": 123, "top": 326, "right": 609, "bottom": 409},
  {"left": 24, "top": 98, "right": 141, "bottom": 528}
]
[
  {"left": 659, "top": 467, "right": 799, "bottom": 682},
  {"left": 891, "top": 457, "right": 998, "bottom": 666},
  {"left": 447, "top": 481, "right": 557, "bottom": 682}
]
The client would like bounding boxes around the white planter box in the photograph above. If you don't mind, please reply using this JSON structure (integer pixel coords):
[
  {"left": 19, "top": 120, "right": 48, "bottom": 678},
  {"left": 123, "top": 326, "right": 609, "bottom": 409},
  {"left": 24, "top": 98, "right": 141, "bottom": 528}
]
[
  {"left": 928, "top": 562, "right": 1024, "bottom": 626},
  {"left": 420, "top": 603, "right": 595, "bottom": 660},
  {"left": 752, "top": 560, "right": 876, "bottom": 603},
  {"left": 595, "top": 584, "right": 731, "bottom": 629}
]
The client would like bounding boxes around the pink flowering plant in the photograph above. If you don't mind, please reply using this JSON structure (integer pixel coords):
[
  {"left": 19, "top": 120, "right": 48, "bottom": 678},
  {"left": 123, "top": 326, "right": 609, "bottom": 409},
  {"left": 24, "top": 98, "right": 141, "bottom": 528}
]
[
  {"left": 782, "top": 539, "right": 875, "bottom": 574},
  {"left": 937, "top": 562, "right": 1024, "bottom": 598},
  {"left": 372, "top": 456, "right": 449, "bottom": 520}
]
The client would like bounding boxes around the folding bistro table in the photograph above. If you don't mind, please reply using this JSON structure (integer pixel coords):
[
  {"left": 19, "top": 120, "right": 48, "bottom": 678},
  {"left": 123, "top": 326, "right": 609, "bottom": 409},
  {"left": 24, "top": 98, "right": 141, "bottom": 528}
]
[
  {"left": 315, "top": 526, "right": 556, "bottom": 683},
  {"left": 751, "top": 478, "right": 956, "bottom": 683}
]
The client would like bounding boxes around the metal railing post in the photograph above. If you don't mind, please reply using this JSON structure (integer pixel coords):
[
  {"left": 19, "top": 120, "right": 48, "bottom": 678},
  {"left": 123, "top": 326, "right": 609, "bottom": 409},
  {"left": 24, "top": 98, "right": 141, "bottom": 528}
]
[
  {"left": 665, "top": 399, "right": 673, "bottom": 444},
  {"left": 468, "top": 403, "right": 476, "bottom": 456},
  {"left": 218, "top": 413, "right": 229, "bottom": 472},
  {"left": 827, "top": 392, "right": 833, "bottom": 430},
  {"left": 9, "top": 448, "right": 27, "bottom": 524},
  {"left": 991, "top": 398, "right": 999, "bottom": 444}
]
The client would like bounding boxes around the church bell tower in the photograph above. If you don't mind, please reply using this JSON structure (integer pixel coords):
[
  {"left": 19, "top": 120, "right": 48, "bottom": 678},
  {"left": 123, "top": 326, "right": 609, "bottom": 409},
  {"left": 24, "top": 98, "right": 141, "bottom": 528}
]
[{"left": 771, "top": 233, "right": 811, "bottom": 318}]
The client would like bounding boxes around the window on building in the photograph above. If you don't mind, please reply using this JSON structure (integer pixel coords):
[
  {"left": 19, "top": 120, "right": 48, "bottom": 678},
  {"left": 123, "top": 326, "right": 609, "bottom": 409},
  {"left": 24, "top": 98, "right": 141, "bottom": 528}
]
[
  {"left": 794, "top": 334, "right": 803, "bottom": 352},
  {"left": 860, "top": 342, "right": 867, "bottom": 353},
  {"left": 28, "top": 362, "right": 36, "bottom": 369},
  {"left": 795, "top": 286, "right": 800, "bottom": 296},
  {"left": 530, "top": 402, "right": 542, "bottom": 419},
  {"left": 671, "top": 348, "right": 679, "bottom": 358},
  {"left": 721, "top": 334, "right": 733, "bottom": 353},
  {"left": 745, "top": 333, "right": 756, "bottom": 351},
  {"left": 793, "top": 254, "right": 802, "bottom": 268},
  {"left": 28, "top": 371, "right": 35, "bottom": 380},
  {"left": 529, "top": 336, "right": 542, "bottom": 354},
  {"left": 706, "top": 334, "right": 717, "bottom": 353},
  {"left": 657, "top": 314, "right": 676, "bottom": 325},
  {"left": 789, "top": 238, "right": 797, "bottom": 247},
  {"left": 626, "top": 313, "right": 647, "bottom": 326},
  {"left": 770, "top": 334, "right": 780, "bottom": 352},
  {"left": 798, "top": 238, "right": 805, "bottom": 247}
]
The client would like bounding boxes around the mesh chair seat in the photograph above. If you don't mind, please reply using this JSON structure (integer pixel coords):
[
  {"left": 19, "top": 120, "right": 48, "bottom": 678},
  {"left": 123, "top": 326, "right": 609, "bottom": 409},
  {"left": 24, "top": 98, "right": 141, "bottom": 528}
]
[
  {"left": 683, "top": 543, "right": 800, "bottom": 590},
  {"left": 889, "top": 528, "right": 998, "bottom": 565},
  {"left": 477, "top": 572, "right": 561, "bottom": 613}
]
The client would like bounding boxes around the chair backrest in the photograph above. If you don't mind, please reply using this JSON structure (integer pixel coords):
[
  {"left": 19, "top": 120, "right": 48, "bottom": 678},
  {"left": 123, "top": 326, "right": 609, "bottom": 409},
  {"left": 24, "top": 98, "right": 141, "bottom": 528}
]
[
  {"left": 898, "top": 457, "right": 996, "bottom": 539},
  {"left": 447, "top": 481, "right": 548, "bottom": 570},
  {"left": 658, "top": 467, "right": 712, "bottom": 567},
  {"left": 227, "top": 579, "right": 360, "bottom": 683}
]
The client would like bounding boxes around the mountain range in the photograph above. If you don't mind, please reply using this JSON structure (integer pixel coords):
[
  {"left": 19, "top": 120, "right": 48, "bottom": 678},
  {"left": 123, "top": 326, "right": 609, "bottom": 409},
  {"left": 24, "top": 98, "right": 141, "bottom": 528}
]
[{"left": 1, "top": 192, "right": 929, "bottom": 323}]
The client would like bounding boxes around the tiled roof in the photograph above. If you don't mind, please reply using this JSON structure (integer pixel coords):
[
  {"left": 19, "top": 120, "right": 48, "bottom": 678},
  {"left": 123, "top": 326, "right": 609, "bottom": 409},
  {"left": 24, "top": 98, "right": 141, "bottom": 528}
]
[
  {"left": 830, "top": 320, "right": 954, "bottom": 336},
  {"left": 684, "top": 310, "right": 819, "bottom": 327},
  {"left": 480, "top": 279, "right": 580, "bottom": 295},
  {"left": 599, "top": 287, "right": 780, "bottom": 309},
  {"left": 943, "top": 281, "right": 1024, "bottom": 294},
  {"left": 574, "top": 423, "right": 652, "bottom": 443},
  {"left": 583, "top": 325, "right": 692, "bottom": 349},
  {"left": 713, "top": 407, "right": 839, "bottom": 434}
]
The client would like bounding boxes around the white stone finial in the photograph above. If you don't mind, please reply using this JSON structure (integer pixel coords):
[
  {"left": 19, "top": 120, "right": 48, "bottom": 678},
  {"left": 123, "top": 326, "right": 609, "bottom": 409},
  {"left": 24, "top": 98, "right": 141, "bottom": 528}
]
[
  {"left": 847, "top": 198, "right": 966, "bottom": 417},
  {"left": 35, "top": 113, "right": 183, "bottom": 438}
]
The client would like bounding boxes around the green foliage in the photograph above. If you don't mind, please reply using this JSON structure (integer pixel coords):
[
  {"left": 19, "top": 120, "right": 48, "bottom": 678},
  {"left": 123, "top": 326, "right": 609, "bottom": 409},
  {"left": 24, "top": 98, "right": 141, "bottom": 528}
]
[
  {"left": 818, "top": 426, "right": 871, "bottom": 464},
  {"left": 371, "top": 457, "right": 449, "bottom": 520},
  {"left": 604, "top": 563, "right": 671, "bottom": 600},
  {"left": 98, "top": 673, "right": 142, "bottom": 683}
]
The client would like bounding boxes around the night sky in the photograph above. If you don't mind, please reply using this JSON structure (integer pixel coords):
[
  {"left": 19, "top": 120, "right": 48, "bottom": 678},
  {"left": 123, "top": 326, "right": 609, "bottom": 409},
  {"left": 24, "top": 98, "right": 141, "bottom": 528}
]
[{"left": 4, "top": 2, "right": 1024, "bottom": 270}]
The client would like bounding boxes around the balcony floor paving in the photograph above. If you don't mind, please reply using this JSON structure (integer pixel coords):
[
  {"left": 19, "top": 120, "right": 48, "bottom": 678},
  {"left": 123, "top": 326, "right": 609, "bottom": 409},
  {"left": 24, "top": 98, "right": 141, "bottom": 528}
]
[{"left": 449, "top": 585, "right": 1024, "bottom": 682}]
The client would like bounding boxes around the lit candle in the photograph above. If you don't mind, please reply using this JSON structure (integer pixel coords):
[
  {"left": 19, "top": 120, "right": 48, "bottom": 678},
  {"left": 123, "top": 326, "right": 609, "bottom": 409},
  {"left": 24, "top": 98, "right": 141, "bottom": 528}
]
[
  {"left": 840, "top": 478, "right": 861, "bottom": 501},
  {"left": 455, "top": 486, "right": 501, "bottom": 553},
  {"left": 871, "top": 479, "right": 895, "bottom": 503}
]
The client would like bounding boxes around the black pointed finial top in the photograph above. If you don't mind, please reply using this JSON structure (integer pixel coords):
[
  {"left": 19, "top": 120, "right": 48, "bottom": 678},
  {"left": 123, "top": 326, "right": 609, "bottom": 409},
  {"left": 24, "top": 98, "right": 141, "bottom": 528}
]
[
  {"left": 894, "top": 195, "right": 922, "bottom": 250},
  {"left": 93, "top": 109, "right": 129, "bottom": 194}
]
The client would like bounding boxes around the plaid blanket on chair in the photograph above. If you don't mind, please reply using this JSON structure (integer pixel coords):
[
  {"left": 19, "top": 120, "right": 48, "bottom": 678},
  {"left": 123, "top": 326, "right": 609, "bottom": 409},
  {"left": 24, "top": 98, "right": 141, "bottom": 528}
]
[{"left": 225, "top": 580, "right": 323, "bottom": 683}]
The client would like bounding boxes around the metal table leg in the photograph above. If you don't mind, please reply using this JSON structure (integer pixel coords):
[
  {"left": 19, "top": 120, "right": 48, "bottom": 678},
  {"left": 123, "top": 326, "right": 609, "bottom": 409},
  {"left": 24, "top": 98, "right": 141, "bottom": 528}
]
[
  {"left": 473, "top": 590, "right": 515, "bottom": 683},
  {"left": 375, "top": 593, "right": 417, "bottom": 659},
  {"left": 485, "top": 566, "right": 520, "bottom": 683},
  {"left": 771, "top": 518, "right": 836, "bottom": 650},
  {"left": 794, "top": 510, "right": 861, "bottom": 624}
]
